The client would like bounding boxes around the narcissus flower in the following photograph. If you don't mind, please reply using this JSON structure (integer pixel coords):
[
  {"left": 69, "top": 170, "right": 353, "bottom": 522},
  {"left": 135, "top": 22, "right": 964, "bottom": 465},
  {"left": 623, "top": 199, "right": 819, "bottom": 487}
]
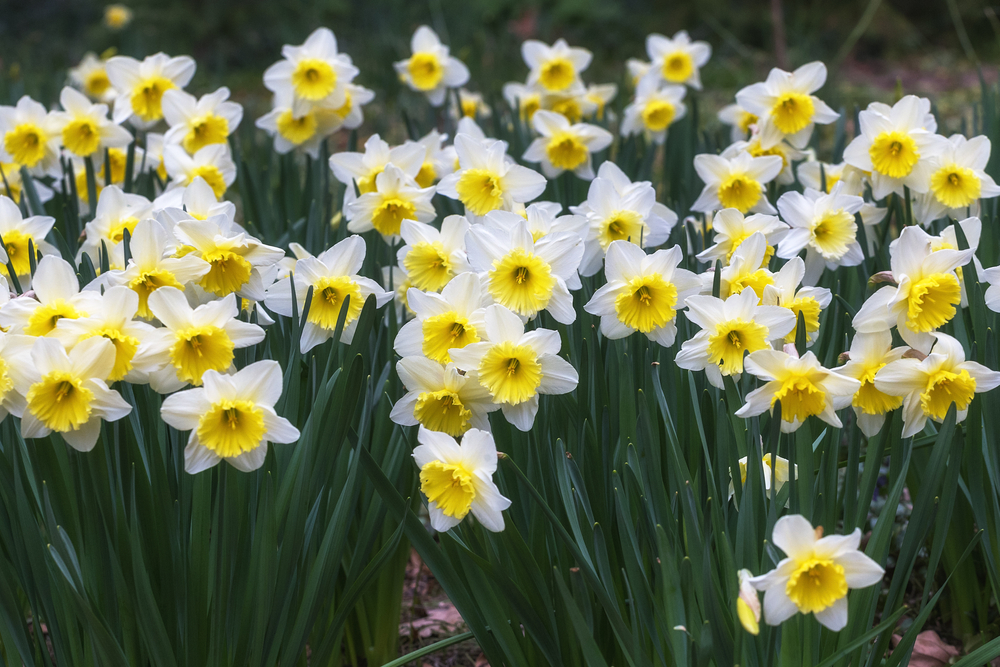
[
  {"left": 162, "top": 87, "right": 243, "bottom": 155},
  {"left": 465, "top": 217, "right": 582, "bottom": 323},
  {"left": 583, "top": 83, "right": 618, "bottom": 121},
  {"left": 692, "top": 151, "right": 783, "bottom": 215},
  {"left": 717, "top": 232, "right": 775, "bottom": 300},
  {"left": 263, "top": 235, "right": 392, "bottom": 352},
  {"left": 776, "top": 185, "right": 865, "bottom": 284},
  {"left": 394, "top": 26, "right": 470, "bottom": 106},
  {"left": 718, "top": 103, "right": 758, "bottom": 143},
  {"left": 503, "top": 82, "right": 544, "bottom": 122},
  {"left": 522, "top": 39, "right": 591, "bottom": 94},
  {"left": 620, "top": 79, "right": 687, "bottom": 144},
  {"left": 78, "top": 185, "right": 152, "bottom": 267},
  {"left": 449, "top": 304, "right": 579, "bottom": 431},
  {"left": 842, "top": 95, "right": 947, "bottom": 199},
  {"left": 539, "top": 84, "right": 596, "bottom": 124},
  {"left": 391, "top": 356, "right": 498, "bottom": 436},
  {"left": 926, "top": 134, "right": 1000, "bottom": 215},
  {"left": 329, "top": 133, "right": 424, "bottom": 199},
  {"left": 835, "top": 330, "right": 906, "bottom": 437},
  {"left": 0, "top": 256, "right": 101, "bottom": 337},
  {"left": 52, "top": 87, "right": 132, "bottom": 159},
  {"left": 584, "top": 241, "right": 700, "bottom": 346},
  {"left": 737, "top": 569, "right": 762, "bottom": 635},
  {"left": 749, "top": 515, "right": 884, "bottom": 631},
  {"left": 455, "top": 89, "right": 491, "bottom": 120},
  {"left": 522, "top": 110, "right": 612, "bottom": 179},
  {"left": 396, "top": 216, "right": 470, "bottom": 293},
  {"left": 154, "top": 176, "right": 236, "bottom": 223},
  {"left": 0, "top": 332, "right": 33, "bottom": 420},
  {"left": 0, "top": 96, "right": 61, "bottom": 176},
  {"left": 138, "top": 287, "right": 265, "bottom": 393},
  {"left": 0, "top": 161, "right": 55, "bottom": 208},
  {"left": 675, "top": 289, "right": 796, "bottom": 389},
  {"left": 263, "top": 27, "right": 359, "bottom": 117},
  {"left": 438, "top": 135, "right": 546, "bottom": 220},
  {"left": 729, "top": 453, "right": 796, "bottom": 499},
  {"left": 164, "top": 144, "right": 237, "bottom": 198},
  {"left": 736, "top": 348, "right": 860, "bottom": 432},
  {"left": 106, "top": 53, "right": 196, "bottom": 128},
  {"left": 17, "top": 337, "right": 132, "bottom": 451},
  {"left": 393, "top": 271, "right": 488, "bottom": 364},
  {"left": 255, "top": 89, "right": 346, "bottom": 159},
  {"left": 344, "top": 163, "right": 436, "bottom": 240},
  {"left": 696, "top": 208, "right": 786, "bottom": 266},
  {"left": 161, "top": 360, "right": 299, "bottom": 473},
  {"left": 0, "top": 194, "right": 59, "bottom": 285},
  {"left": 874, "top": 332, "right": 1000, "bottom": 438},
  {"left": 413, "top": 426, "right": 511, "bottom": 532},
  {"left": 642, "top": 31, "right": 711, "bottom": 89},
  {"left": 736, "top": 62, "right": 839, "bottom": 149},
  {"left": 69, "top": 52, "right": 117, "bottom": 103},
  {"left": 853, "top": 226, "right": 972, "bottom": 352},
  {"left": 413, "top": 130, "right": 457, "bottom": 188},
  {"left": 762, "top": 257, "right": 832, "bottom": 345}
]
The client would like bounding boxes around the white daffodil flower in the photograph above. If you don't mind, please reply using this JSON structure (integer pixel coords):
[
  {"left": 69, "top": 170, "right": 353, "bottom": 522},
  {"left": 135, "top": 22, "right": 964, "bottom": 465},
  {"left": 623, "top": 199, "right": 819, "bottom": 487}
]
[
  {"left": 538, "top": 83, "right": 597, "bottom": 124},
  {"left": 262, "top": 27, "right": 359, "bottom": 117},
  {"left": 162, "top": 87, "right": 243, "bottom": 155},
  {"left": 153, "top": 176, "right": 237, "bottom": 226},
  {"left": 503, "top": 82, "right": 544, "bottom": 123},
  {"left": 874, "top": 332, "right": 1000, "bottom": 438},
  {"left": 642, "top": 31, "right": 711, "bottom": 89},
  {"left": 522, "top": 39, "right": 592, "bottom": 94},
  {"left": 17, "top": 337, "right": 132, "bottom": 451},
  {"left": 583, "top": 83, "right": 618, "bottom": 121},
  {"left": 329, "top": 133, "right": 425, "bottom": 202},
  {"left": 0, "top": 332, "right": 34, "bottom": 420},
  {"left": 0, "top": 160, "right": 55, "bottom": 209},
  {"left": 692, "top": 151, "right": 783, "bottom": 215},
  {"left": 584, "top": 240, "right": 701, "bottom": 346},
  {"left": 749, "top": 515, "right": 884, "bottom": 631},
  {"left": 0, "top": 194, "right": 58, "bottom": 286},
  {"left": 390, "top": 357, "right": 499, "bottom": 436},
  {"left": 52, "top": 87, "right": 132, "bottom": 159},
  {"left": 164, "top": 143, "right": 237, "bottom": 198},
  {"left": 393, "top": 271, "right": 489, "bottom": 364},
  {"left": 696, "top": 208, "right": 787, "bottom": 266},
  {"left": 724, "top": 133, "right": 806, "bottom": 186},
  {"left": 0, "top": 256, "right": 101, "bottom": 336},
  {"left": 675, "top": 289, "right": 796, "bottom": 389},
  {"left": 413, "top": 426, "right": 511, "bottom": 532},
  {"left": 842, "top": 95, "right": 948, "bottom": 199},
  {"left": 394, "top": 26, "right": 470, "bottom": 106},
  {"left": 438, "top": 135, "right": 546, "bottom": 220},
  {"left": 925, "top": 134, "right": 1000, "bottom": 219},
  {"left": 255, "top": 88, "right": 347, "bottom": 159},
  {"left": 396, "top": 216, "right": 471, "bottom": 293},
  {"left": 718, "top": 103, "right": 758, "bottom": 143},
  {"left": 620, "top": 78, "right": 687, "bottom": 144},
  {"left": 717, "top": 231, "right": 775, "bottom": 300},
  {"left": 449, "top": 304, "right": 578, "bottom": 431},
  {"left": 344, "top": 163, "right": 436, "bottom": 241},
  {"left": 0, "top": 96, "right": 61, "bottom": 176},
  {"left": 69, "top": 52, "right": 117, "bottom": 103},
  {"left": 796, "top": 161, "right": 869, "bottom": 196},
  {"left": 523, "top": 110, "right": 612, "bottom": 180},
  {"left": 263, "top": 235, "right": 392, "bottom": 352},
  {"left": 762, "top": 256, "right": 832, "bottom": 345},
  {"left": 78, "top": 185, "right": 153, "bottom": 267},
  {"left": 835, "top": 330, "right": 906, "bottom": 438},
  {"left": 776, "top": 185, "right": 866, "bottom": 285},
  {"left": 106, "top": 53, "right": 196, "bottom": 128},
  {"left": 413, "top": 129, "right": 457, "bottom": 188},
  {"left": 729, "top": 452, "right": 796, "bottom": 500},
  {"left": 735, "top": 62, "right": 839, "bottom": 149},
  {"left": 161, "top": 360, "right": 299, "bottom": 474}
]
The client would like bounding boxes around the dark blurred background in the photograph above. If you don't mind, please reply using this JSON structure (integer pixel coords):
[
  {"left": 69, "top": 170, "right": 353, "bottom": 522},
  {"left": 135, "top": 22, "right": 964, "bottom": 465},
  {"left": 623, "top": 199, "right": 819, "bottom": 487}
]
[{"left": 1, "top": 0, "right": 997, "bottom": 139}]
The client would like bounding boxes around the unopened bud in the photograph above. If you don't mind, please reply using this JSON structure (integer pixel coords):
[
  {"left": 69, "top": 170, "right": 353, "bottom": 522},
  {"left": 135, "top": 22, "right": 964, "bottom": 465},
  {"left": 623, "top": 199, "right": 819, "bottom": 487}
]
[
  {"left": 868, "top": 271, "right": 897, "bottom": 289},
  {"left": 902, "top": 348, "right": 928, "bottom": 361},
  {"left": 737, "top": 569, "right": 760, "bottom": 635}
]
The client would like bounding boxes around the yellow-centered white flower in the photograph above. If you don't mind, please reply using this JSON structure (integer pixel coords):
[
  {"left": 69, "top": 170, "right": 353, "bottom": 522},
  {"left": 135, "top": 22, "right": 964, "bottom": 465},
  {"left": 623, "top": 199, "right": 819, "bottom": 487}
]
[
  {"left": 874, "top": 332, "right": 1000, "bottom": 438},
  {"left": 523, "top": 110, "right": 612, "bottom": 180},
  {"left": 69, "top": 52, "right": 117, "bottom": 103},
  {"left": 0, "top": 332, "right": 34, "bottom": 420},
  {"left": 749, "top": 515, "right": 884, "bottom": 631},
  {"left": 729, "top": 452, "right": 796, "bottom": 500},
  {"left": 584, "top": 241, "right": 700, "bottom": 346},
  {"left": 776, "top": 185, "right": 866, "bottom": 284},
  {"left": 693, "top": 151, "right": 783, "bottom": 215},
  {"left": 620, "top": 78, "right": 687, "bottom": 144},
  {"left": 737, "top": 568, "right": 762, "bottom": 636},
  {"left": 413, "top": 426, "right": 511, "bottom": 533},
  {"left": 255, "top": 88, "right": 350, "bottom": 159},
  {"left": 263, "top": 27, "right": 359, "bottom": 117},
  {"left": 396, "top": 216, "right": 471, "bottom": 293},
  {"left": 675, "top": 289, "right": 796, "bottom": 389},
  {"left": 642, "top": 30, "right": 712, "bottom": 89},
  {"left": 736, "top": 62, "right": 839, "bottom": 149},
  {"left": 0, "top": 96, "right": 61, "bottom": 176},
  {"left": 717, "top": 232, "right": 775, "bottom": 301},
  {"left": 162, "top": 87, "right": 243, "bottom": 155},
  {"left": 391, "top": 357, "right": 499, "bottom": 436},
  {"left": 413, "top": 129, "right": 458, "bottom": 188},
  {"left": 393, "top": 272, "right": 489, "bottom": 365},
  {"left": 394, "top": 26, "right": 470, "bottom": 106},
  {"left": 522, "top": 39, "right": 592, "bottom": 93},
  {"left": 761, "top": 257, "right": 832, "bottom": 345},
  {"left": 164, "top": 143, "right": 237, "bottom": 199},
  {"left": 0, "top": 194, "right": 59, "bottom": 286},
  {"left": 835, "top": 330, "right": 906, "bottom": 438},
  {"left": 106, "top": 53, "right": 196, "bottom": 128},
  {"left": 344, "top": 163, "right": 436, "bottom": 241},
  {"left": 0, "top": 256, "right": 101, "bottom": 337},
  {"left": 696, "top": 208, "right": 786, "bottom": 266},
  {"left": 718, "top": 103, "right": 758, "bottom": 143},
  {"left": 77, "top": 185, "right": 152, "bottom": 268},
  {"left": 449, "top": 304, "right": 578, "bottom": 431},
  {"left": 925, "top": 134, "right": 1000, "bottom": 218},
  {"left": 51, "top": 87, "right": 132, "bottom": 159},
  {"left": 329, "top": 133, "right": 425, "bottom": 203}
]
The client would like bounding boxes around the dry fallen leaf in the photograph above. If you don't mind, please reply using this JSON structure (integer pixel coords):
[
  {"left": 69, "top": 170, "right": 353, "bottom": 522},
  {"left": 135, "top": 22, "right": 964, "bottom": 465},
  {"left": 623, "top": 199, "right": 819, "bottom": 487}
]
[{"left": 891, "top": 630, "right": 960, "bottom": 667}]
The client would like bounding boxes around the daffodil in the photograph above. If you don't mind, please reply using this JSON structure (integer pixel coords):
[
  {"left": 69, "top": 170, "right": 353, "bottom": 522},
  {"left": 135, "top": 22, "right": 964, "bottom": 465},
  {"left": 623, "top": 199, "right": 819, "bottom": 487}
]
[
  {"left": 52, "top": 87, "right": 132, "bottom": 159},
  {"left": 853, "top": 226, "right": 972, "bottom": 352},
  {"left": 984, "top": 264, "right": 1000, "bottom": 315},
  {"left": 173, "top": 213, "right": 284, "bottom": 298},
  {"left": 137, "top": 287, "right": 264, "bottom": 393},
  {"left": 396, "top": 216, "right": 470, "bottom": 293},
  {"left": 438, "top": 135, "right": 546, "bottom": 220},
  {"left": 0, "top": 96, "right": 61, "bottom": 176},
  {"left": 796, "top": 161, "right": 868, "bottom": 195},
  {"left": 255, "top": 89, "right": 346, "bottom": 159},
  {"left": 111, "top": 218, "right": 210, "bottom": 319},
  {"left": 926, "top": 134, "right": 1000, "bottom": 216},
  {"left": 522, "top": 39, "right": 591, "bottom": 94},
  {"left": 393, "top": 271, "right": 488, "bottom": 364},
  {"left": 328, "top": 83, "right": 375, "bottom": 131},
  {"left": 263, "top": 235, "right": 392, "bottom": 352},
  {"left": 391, "top": 357, "right": 499, "bottom": 436},
  {"left": 0, "top": 161, "right": 55, "bottom": 208},
  {"left": 16, "top": 337, "right": 132, "bottom": 451},
  {"left": 162, "top": 87, "right": 243, "bottom": 155},
  {"left": 642, "top": 31, "right": 711, "bottom": 89},
  {"left": 503, "top": 82, "right": 544, "bottom": 122},
  {"left": 735, "top": 62, "right": 839, "bottom": 149},
  {"left": 106, "top": 53, "right": 196, "bottom": 128},
  {"left": 696, "top": 208, "right": 787, "bottom": 266},
  {"left": 329, "top": 133, "right": 424, "bottom": 201},
  {"left": 729, "top": 452, "right": 796, "bottom": 500},
  {"left": 448, "top": 304, "right": 577, "bottom": 430},
  {"left": 834, "top": 330, "right": 906, "bottom": 437},
  {"left": 539, "top": 84, "right": 596, "bottom": 124},
  {"left": 344, "top": 164, "right": 436, "bottom": 241},
  {"left": 518, "top": 202, "right": 589, "bottom": 254},
  {"left": 583, "top": 83, "right": 617, "bottom": 121},
  {"left": 413, "top": 426, "right": 511, "bottom": 532},
  {"left": 69, "top": 52, "right": 117, "bottom": 103},
  {"left": 263, "top": 27, "right": 359, "bottom": 117},
  {"left": 413, "top": 130, "right": 457, "bottom": 188},
  {"left": 454, "top": 89, "right": 491, "bottom": 120},
  {"left": 465, "top": 216, "right": 582, "bottom": 323},
  {"left": 0, "top": 332, "right": 34, "bottom": 420},
  {"left": 77, "top": 185, "right": 152, "bottom": 267},
  {"left": 718, "top": 103, "right": 758, "bottom": 143},
  {"left": 522, "top": 110, "right": 612, "bottom": 179},
  {"left": 842, "top": 95, "right": 947, "bottom": 199},
  {"left": 692, "top": 151, "right": 783, "bottom": 215},
  {"left": 572, "top": 161, "right": 676, "bottom": 276},
  {"left": 736, "top": 348, "right": 860, "bottom": 432},
  {"left": 737, "top": 569, "right": 762, "bottom": 635},
  {"left": 775, "top": 185, "right": 866, "bottom": 284},
  {"left": 762, "top": 257, "right": 832, "bottom": 345},
  {"left": 620, "top": 78, "right": 687, "bottom": 144},
  {"left": 584, "top": 240, "right": 700, "bottom": 346},
  {"left": 717, "top": 231, "right": 775, "bottom": 300},
  {"left": 626, "top": 58, "right": 651, "bottom": 87},
  {"left": 381, "top": 263, "right": 415, "bottom": 319},
  {"left": 675, "top": 289, "right": 796, "bottom": 389},
  {"left": 0, "top": 256, "right": 101, "bottom": 336},
  {"left": 143, "top": 132, "right": 169, "bottom": 182},
  {"left": 164, "top": 143, "right": 237, "bottom": 198},
  {"left": 909, "top": 216, "right": 982, "bottom": 306},
  {"left": 0, "top": 194, "right": 58, "bottom": 285},
  {"left": 394, "top": 26, "right": 470, "bottom": 105},
  {"left": 154, "top": 175, "right": 236, "bottom": 224},
  {"left": 726, "top": 133, "right": 806, "bottom": 185},
  {"left": 749, "top": 515, "right": 884, "bottom": 631},
  {"left": 874, "top": 332, "right": 1000, "bottom": 438}
]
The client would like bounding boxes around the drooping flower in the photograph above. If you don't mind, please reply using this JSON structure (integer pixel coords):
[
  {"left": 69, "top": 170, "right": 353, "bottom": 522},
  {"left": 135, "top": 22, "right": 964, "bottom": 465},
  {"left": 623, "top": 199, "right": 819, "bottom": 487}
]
[
  {"left": 394, "top": 26, "right": 470, "bottom": 106},
  {"left": 522, "top": 110, "right": 612, "bottom": 180},
  {"left": 161, "top": 360, "right": 300, "bottom": 473},
  {"left": 692, "top": 151, "right": 783, "bottom": 215},
  {"left": 413, "top": 426, "right": 511, "bottom": 532},
  {"left": 729, "top": 452, "right": 796, "bottom": 500},
  {"left": 390, "top": 356, "right": 499, "bottom": 436},
  {"left": 735, "top": 62, "right": 839, "bottom": 149},
  {"left": 749, "top": 515, "right": 884, "bottom": 631},
  {"left": 737, "top": 569, "right": 762, "bottom": 635},
  {"left": 106, "top": 53, "right": 196, "bottom": 128}
]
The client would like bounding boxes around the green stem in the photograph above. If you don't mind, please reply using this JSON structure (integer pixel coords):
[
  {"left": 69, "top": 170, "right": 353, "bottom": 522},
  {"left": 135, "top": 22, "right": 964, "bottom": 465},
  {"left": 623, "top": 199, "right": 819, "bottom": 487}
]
[{"left": 379, "top": 631, "right": 474, "bottom": 667}]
